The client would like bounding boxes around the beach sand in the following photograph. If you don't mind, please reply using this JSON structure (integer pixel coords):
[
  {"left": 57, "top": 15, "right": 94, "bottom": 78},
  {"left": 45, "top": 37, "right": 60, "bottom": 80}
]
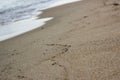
[{"left": 1, "top": 0, "right": 120, "bottom": 80}]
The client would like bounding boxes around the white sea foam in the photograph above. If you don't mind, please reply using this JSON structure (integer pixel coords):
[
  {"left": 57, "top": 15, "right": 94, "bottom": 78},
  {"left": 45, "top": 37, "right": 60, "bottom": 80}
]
[{"left": 0, "top": 17, "right": 53, "bottom": 41}]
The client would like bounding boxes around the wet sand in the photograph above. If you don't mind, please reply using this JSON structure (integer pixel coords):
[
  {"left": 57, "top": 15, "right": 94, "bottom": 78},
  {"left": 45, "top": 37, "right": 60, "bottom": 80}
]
[{"left": 1, "top": 0, "right": 120, "bottom": 80}]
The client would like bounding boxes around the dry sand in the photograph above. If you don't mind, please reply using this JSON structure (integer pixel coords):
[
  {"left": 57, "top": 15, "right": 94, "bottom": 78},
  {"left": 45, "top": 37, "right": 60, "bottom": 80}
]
[{"left": 1, "top": 0, "right": 120, "bottom": 80}]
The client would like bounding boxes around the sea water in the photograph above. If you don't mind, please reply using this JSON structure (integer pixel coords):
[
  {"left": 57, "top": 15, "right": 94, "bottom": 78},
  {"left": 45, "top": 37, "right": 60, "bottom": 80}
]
[{"left": 0, "top": 0, "right": 80, "bottom": 41}]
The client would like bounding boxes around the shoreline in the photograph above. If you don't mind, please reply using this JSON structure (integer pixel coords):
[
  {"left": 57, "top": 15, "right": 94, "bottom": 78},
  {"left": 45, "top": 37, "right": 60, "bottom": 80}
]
[
  {"left": 1, "top": 0, "right": 120, "bottom": 80},
  {"left": 0, "top": 0, "right": 82, "bottom": 43},
  {"left": 0, "top": 0, "right": 81, "bottom": 42}
]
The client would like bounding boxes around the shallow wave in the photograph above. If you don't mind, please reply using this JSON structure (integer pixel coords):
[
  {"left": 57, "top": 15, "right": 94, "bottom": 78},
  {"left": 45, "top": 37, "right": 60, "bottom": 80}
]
[
  {"left": 0, "top": 0, "right": 50, "bottom": 10},
  {"left": 0, "top": 0, "right": 53, "bottom": 26},
  {"left": 0, "top": 0, "right": 80, "bottom": 26}
]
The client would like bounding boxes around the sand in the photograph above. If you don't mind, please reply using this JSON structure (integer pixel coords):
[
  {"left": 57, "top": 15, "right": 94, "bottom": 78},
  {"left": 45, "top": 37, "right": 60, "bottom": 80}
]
[{"left": 0, "top": 0, "right": 120, "bottom": 80}]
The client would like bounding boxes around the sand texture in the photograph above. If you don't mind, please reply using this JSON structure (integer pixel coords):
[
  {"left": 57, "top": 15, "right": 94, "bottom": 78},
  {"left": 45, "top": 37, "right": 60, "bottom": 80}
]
[{"left": 1, "top": 0, "right": 120, "bottom": 80}]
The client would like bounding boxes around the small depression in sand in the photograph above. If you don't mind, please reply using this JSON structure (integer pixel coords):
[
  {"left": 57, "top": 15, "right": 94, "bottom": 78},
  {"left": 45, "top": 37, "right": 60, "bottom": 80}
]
[{"left": 0, "top": 17, "right": 53, "bottom": 41}]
